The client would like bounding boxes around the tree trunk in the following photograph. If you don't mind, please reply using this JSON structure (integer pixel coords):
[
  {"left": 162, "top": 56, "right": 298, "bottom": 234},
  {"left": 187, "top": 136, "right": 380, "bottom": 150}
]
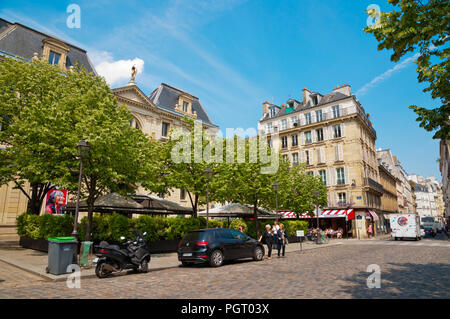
[
  {"left": 26, "top": 182, "right": 52, "bottom": 215},
  {"left": 187, "top": 191, "right": 198, "bottom": 218}
]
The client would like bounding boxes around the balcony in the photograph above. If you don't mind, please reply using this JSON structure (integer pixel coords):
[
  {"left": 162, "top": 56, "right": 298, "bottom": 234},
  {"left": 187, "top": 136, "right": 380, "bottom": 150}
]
[
  {"left": 264, "top": 102, "right": 377, "bottom": 137},
  {"left": 364, "top": 177, "right": 384, "bottom": 195}
]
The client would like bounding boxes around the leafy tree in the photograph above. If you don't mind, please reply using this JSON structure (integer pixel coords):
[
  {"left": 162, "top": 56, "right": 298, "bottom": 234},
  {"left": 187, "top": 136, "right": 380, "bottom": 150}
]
[
  {"left": 275, "top": 164, "right": 328, "bottom": 216},
  {"left": 0, "top": 57, "right": 74, "bottom": 214},
  {"left": 163, "top": 118, "right": 219, "bottom": 217},
  {"left": 211, "top": 136, "right": 284, "bottom": 237},
  {"left": 59, "top": 65, "right": 152, "bottom": 241},
  {"left": 365, "top": 0, "right": 450, "bottom": 139},
  {"left": 0, "top": 57, "right": 154, "bottom": 241}
]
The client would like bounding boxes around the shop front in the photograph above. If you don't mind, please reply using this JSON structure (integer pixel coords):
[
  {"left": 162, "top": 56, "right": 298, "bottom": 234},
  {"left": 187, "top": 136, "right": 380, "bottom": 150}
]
[
  {"left": 352, "top": 210, "right": 379, "bottom": 239},
  {"left": 292, "top": 209, "right": 355, "bottom": 238}
]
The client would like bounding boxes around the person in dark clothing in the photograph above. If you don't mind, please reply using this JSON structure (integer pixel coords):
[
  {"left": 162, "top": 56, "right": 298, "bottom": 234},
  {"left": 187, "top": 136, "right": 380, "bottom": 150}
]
[
  {"left": 258, "top": 224, "right": 274, "bottom": 260},
  {"left": 277, "top": 223, "right": 287, "bottom": 257}
]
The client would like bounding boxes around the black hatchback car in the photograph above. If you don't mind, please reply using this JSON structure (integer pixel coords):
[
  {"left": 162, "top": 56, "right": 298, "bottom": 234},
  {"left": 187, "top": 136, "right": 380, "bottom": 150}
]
[{"left": 177, "top": 228, "right": 265, "bottom": 267}]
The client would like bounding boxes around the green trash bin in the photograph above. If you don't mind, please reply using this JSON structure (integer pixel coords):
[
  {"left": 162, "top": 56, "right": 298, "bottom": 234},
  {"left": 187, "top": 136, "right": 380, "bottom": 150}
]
[
  {"left": 79, "top": 241, "right": 93, "bottom": 267},
  {"left": 46, "top": 237, "right": 77, "bottom": 275}
]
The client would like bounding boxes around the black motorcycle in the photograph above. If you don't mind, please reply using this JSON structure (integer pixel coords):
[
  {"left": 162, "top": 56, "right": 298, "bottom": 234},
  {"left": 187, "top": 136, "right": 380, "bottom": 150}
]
[{"left": 94, "top": 230, "right": 151, "bottom": 278}]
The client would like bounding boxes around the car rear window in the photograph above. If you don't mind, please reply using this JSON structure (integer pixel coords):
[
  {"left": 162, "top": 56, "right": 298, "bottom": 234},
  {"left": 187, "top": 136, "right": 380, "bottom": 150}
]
[{"left": 182, "top": 231, "right": 204, "bottom": 242}]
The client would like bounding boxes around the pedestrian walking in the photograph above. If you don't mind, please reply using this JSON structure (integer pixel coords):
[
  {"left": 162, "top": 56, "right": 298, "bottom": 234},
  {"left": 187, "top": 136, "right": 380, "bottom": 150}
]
[
  {"left": 258, "top": 225, "right": 274, "bottom": 260},
  {"left": 277, "top": 223, "right": 287, "bottom": 257},
  {"left": 368, "top": 224, "right": 373, "bottom": 238}
]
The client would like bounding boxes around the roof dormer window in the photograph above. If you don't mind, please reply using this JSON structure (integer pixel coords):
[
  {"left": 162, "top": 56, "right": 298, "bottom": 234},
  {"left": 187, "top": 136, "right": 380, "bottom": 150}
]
[
  {"left": 270, "top": 107, "right": 276, "bottom": 118},
  {"left": 311, "top": 95, "right": 318, "bottom": 106},
  {"left": 42, "top": 38, "right": 70, "bottom": 71},
  {"left": 48, "top": 51, "right": 61, "bottom": 65}
]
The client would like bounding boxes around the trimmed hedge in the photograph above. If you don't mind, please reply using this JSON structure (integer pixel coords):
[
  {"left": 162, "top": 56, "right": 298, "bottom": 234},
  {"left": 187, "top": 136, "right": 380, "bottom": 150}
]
[
  {"left": 17, "top": 213, "right": 308, "bottom": 243},
  {"left": 17, "top": 213, "right": 74, "bottom": 240}
]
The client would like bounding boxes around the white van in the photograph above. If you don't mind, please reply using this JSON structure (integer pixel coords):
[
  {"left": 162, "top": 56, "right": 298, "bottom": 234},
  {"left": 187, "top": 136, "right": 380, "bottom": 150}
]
[
  {"left": 390, "top": 214, "right": 421, "bottom": 241},
  {"left": 421, "top": 216, "right": 437, "bottom": 233}
]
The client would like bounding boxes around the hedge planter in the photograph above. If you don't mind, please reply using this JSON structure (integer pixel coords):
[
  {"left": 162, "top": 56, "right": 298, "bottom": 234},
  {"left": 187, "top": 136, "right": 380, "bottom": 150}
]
[
  {"left": 147, "top": 239, "right": 180, "bottom": 254},
  {"left": 19, "top": 236, "right": 49, "bottom": 253},
  {"left": 287, "top": 236, "right": 301, "bottom": 244},
  {"left": 20, "top": 236, "right": 83, "bottom": 254}
]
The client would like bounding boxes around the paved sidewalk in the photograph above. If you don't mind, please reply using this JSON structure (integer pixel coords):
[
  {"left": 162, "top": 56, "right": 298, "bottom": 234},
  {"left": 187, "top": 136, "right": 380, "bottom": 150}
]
[{"left": 0, "top": 239, "right": 343, "bottom": 282}]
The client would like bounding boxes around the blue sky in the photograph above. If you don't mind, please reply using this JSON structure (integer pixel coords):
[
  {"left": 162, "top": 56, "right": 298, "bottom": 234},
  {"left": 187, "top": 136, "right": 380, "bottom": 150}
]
[{"left": 0, "top": 0, "right": 441, "bottom": 179}]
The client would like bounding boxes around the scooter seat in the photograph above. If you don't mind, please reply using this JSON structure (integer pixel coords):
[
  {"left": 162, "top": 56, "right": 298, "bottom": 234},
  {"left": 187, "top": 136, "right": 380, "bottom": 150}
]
[{"left": 98, "top": 241, "right": 121, "bottom": 251}]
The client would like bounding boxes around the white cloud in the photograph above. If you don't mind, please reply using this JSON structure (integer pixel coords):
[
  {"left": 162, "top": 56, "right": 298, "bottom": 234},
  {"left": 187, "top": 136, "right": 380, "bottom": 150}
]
[
  {"left": 91, "top": 51, "right": 145, "bottom": 86},
  {"left": 356, "top": 53, "right": 420, "bottom": 97}
]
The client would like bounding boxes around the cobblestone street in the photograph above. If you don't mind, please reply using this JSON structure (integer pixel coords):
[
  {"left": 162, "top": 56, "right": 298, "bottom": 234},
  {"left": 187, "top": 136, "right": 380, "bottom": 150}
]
[{"left": 1, "top": 238, "right": 449, "bottom": 299}]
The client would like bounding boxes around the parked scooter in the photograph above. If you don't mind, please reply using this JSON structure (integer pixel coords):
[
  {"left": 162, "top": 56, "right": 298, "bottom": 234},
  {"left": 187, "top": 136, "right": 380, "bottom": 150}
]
[{"left": 94, "top": 230, "right": 151, "bottom": 278}]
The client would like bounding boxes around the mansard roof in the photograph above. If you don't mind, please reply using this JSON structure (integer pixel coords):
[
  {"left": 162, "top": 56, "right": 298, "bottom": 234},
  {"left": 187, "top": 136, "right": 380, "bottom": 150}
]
[
  {"left": 149, "top": 83, "right": 216, "bottom": 127},
  {"left": 0, "top": 18, "right": 96, "bottom": 74}
]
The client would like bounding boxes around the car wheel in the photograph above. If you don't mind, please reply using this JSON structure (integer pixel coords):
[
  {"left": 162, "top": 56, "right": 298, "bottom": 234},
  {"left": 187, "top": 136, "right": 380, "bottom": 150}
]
[
  {"left": 209, "top": 250, "right": 224, "bottom": 267},
  {"left": 253, "top": 246, "right": 264, "bottom": 261}
]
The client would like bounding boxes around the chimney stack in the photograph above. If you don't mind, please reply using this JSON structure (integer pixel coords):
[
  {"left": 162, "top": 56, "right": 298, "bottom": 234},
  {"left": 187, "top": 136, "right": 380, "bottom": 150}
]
[
  {"left": 302, "top": 88, "right": 311, "bottom": 104},
  {"left": 262, "top": 101, "right": 270, "bottom": 116},
  {"left": 333, "top": 83, "right": 351, "bottom": 96}
]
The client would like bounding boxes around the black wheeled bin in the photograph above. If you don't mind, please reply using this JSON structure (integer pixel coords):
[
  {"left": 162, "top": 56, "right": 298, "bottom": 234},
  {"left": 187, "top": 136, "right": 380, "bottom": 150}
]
[{"left": 46, "top": 237, "right": 77, "bottom": 275}]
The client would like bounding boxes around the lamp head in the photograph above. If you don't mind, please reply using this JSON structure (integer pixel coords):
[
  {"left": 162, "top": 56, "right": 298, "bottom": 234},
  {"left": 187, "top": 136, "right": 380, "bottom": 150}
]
[
  {"left": 77, "top": 139, "right": 90, "bottom": 158},
  {"left": 272, "top": 181, "right": 280, "bottom": 192},
  {"left": 203, "top": 167, "right": 213, "bottom": 180}
]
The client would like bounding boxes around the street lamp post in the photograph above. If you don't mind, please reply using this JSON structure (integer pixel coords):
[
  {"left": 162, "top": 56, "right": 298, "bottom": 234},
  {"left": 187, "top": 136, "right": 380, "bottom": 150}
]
[
  {"left": 273, "top": 182, "right": 280, "bottom": 223},
  {"left": 203, "top": 167, "right": 213, "bottom": 229},
  {"left": 71, "top": 139, "right": 90, "bottom": 241},
  {"left": 314, "top": 190, "right": 320, "bottom": 244}
]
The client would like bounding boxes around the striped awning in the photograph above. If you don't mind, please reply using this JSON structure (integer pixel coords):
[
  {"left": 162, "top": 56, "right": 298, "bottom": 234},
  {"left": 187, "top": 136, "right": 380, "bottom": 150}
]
[
  {"left": 368, "top": 210, "right": 379, "bottom": 221},
  {"left": 298, "top": 212, "right": 315, "bottom": 218},
  {"left": 321, "top": 209, "right": 355, "bottom": 219},
  {"left": 279, "top": 211, "right": 297, "bottom": 218}
]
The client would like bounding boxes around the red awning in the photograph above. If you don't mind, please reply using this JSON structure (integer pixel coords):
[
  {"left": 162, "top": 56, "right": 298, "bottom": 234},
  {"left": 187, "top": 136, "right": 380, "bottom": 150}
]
[
  {"left": 280, "top": 211, "right": 297, "bottom": 218},
  {"left": 321, "top": 209, "right": 355, "bottom": 220}
]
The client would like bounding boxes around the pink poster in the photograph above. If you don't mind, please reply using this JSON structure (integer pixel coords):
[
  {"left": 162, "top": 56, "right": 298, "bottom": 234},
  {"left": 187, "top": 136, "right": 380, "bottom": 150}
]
[{"left": 45, "top": 189, "right": 68, "bottom": 215}]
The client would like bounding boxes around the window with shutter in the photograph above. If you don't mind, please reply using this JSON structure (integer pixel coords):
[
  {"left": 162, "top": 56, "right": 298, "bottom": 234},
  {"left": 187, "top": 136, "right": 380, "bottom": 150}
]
[
  {"left": 344, "top": 166, "right": 349, "bottom": 185},
  {"left": 319, "top": 169, "right": 326, "bottom": 185},
  {"left": 336, "top": 168, "right": 345, "bottom": 185},
  {"left": 338, "top": 144, "right": 344, "bottom": 161}
]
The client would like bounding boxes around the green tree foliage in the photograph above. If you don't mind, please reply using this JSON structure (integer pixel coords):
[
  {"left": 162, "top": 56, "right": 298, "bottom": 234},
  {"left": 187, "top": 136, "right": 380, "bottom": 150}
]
[
  {"left": 162, "top": 118, "right": 219, "bottom": 217},
  {"left": 0, "top": 57, "right": 71, "bottom": 213},
  {"left": 211, "top": 136, "right": 286, "bottom": 237},
  {"left": 58, "top": 64, "right": 152, "bottom": 241},
  {"left": 275, "top": 163, "right": 328, "bottom": 215},
  {"left": 0, "top": 57, "right": 155, "bottom": 241},
  {"left": 365, "top": 0, "right": 450, "bottom": 139},
  {"left": 229, "top": 218, "right": 248, "bottom": 233}
]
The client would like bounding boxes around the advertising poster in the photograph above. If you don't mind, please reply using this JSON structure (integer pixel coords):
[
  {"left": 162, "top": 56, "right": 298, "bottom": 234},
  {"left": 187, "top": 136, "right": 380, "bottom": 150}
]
[{"left": 45, "top": 189, "right": 68, "bottom": 215}]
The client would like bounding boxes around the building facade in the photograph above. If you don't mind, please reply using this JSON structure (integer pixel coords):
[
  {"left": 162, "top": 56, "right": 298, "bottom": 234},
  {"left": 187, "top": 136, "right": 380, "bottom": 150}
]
[
  {"left": 377, "top": 149, "right": 414, "bottom": 215},
  {"left": 439, "top": 139, "right": 450, "bottom": 223},
  {"left": 258, "top": 84, "right": 382, "bottom": 238},
  {"left": 408, "top": 174, "right": 445, "bottom": 221},
  {"left": 112, "top": 80, "right": 218, "bottom": 207}
]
